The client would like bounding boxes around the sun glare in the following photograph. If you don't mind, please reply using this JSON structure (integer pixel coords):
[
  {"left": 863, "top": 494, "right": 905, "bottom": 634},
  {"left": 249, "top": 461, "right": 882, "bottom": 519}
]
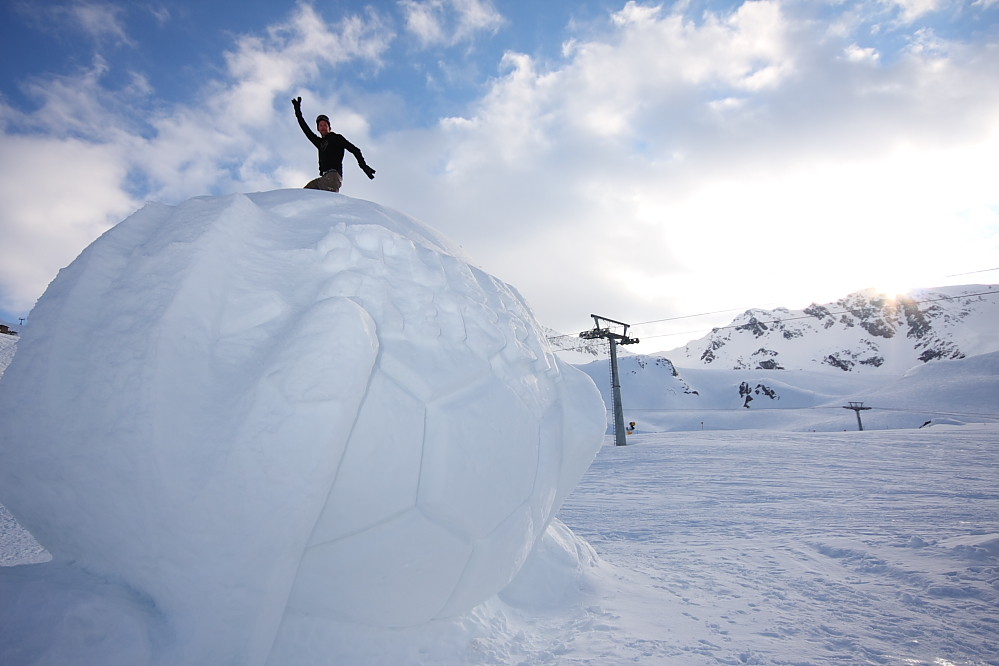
[{"left": 872, "top": 283, "right": 913, "bottom": 300}]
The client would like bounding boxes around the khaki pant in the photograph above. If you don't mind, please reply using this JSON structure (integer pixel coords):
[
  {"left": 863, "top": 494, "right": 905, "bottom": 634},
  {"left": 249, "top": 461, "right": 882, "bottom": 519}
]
[{"left": 305, "top": 171, "right": 342, "bottom": 192}]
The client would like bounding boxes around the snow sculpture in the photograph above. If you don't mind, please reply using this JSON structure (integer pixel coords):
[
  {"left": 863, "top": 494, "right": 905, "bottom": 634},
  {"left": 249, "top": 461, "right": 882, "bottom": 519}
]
[{"left": 0, "top": 190, "right": 605, "bottom": 663}]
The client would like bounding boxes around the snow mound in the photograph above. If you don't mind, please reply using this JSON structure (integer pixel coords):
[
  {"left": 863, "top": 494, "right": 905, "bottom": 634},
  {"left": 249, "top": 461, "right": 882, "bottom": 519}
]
[
  {"left": 938, "top": 534, "right": 999, "bottom": 561},
  {"left": 0, "top": 190, "right": 605, "bottom": 664}
]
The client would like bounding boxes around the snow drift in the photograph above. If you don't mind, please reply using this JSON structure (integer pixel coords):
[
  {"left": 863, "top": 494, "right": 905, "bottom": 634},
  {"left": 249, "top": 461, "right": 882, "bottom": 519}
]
[{"left": 0, "top": 190, "right": 606, "bottom": 665}]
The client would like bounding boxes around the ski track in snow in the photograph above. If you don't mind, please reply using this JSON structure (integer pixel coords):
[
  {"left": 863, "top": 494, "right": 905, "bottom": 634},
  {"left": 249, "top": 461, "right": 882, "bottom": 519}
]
[{"left": 553, "top": 428, "right": 999, "bottom": 665}]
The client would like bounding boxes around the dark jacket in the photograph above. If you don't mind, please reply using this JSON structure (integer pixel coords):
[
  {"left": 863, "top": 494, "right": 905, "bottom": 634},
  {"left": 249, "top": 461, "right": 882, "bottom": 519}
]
[{"left": 295, "top": 108, "right": 369, "bottom": 177}]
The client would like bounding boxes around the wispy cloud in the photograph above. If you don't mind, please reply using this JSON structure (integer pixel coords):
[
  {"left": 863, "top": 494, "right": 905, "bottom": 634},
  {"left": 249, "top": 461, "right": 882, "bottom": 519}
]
[
  {"left": 399, "top": 0, "right": 504, "bottom": 47},
  {"left": 13, "top": 0, "right": 134, "bottom": 47},
  {"left": 880, "top": 0, "right": 946, "bottom": 23}
]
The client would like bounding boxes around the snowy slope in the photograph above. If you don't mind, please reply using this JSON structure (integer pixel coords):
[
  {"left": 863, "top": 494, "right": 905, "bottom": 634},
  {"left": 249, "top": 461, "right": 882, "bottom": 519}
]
[
  {"left": 664, "top": 285, "right": 999, "bottom": 373},
  {"left": 576, "top": 350, "right": 999, "bottom": 433}
]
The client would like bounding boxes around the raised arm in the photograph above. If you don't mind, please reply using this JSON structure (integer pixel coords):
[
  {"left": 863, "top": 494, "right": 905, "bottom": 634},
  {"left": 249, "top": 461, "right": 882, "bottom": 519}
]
[{"left": 292, "top": 97, "right": 320, "bottom": 147}]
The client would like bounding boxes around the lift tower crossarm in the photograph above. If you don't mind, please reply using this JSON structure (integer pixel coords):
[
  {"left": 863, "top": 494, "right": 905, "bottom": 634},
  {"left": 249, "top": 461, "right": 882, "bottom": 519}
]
[{"left": 579, "top": 314, "right": 640, "bottom": 345}]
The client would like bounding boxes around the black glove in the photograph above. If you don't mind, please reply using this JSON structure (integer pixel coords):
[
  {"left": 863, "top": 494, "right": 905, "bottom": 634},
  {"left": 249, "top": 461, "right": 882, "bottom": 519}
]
[
  {"left": 292, "top": 97, "right": 302, "bottom": 110},
  {"left": 362, "top": 165, "right": 376, "bottom": 180}
]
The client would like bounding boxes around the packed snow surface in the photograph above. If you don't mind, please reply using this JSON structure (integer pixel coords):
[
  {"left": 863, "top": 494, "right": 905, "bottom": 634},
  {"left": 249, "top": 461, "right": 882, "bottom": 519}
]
[
  {"left": 0, "top": 190, "right": 605, "bottom": 664},
  {"left": 555, "top": 427, "right": 999, "bottom": 665},
  {"left": 4, "top": 428, "right": 997, "bottom": 664}
]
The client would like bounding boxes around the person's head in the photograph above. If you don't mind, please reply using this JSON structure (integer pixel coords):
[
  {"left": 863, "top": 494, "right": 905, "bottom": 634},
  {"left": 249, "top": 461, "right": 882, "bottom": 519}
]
[{"left": 316, "top": 114, "right": 331, "bottom": 135}]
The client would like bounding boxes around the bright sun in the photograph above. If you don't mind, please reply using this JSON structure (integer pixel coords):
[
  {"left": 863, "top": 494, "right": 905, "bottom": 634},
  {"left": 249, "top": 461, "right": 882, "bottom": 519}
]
[{"left": 872, "top": 283, "right": 913, "bottom": 300}]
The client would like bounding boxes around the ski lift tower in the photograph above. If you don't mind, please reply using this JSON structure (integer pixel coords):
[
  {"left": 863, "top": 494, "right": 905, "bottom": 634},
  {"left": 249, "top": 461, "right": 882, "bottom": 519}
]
[
  {"left": 580, "top": 314, "right": 639, "bottom": 446},
  {"left": 843, "top": 401, "right": 872, "bottom": 431}
]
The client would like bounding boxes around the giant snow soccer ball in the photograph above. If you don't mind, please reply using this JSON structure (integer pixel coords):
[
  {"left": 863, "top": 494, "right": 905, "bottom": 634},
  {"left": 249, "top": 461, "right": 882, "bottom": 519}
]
[{"left": 0, "top": 191, "right": 605, "bottom": 661}]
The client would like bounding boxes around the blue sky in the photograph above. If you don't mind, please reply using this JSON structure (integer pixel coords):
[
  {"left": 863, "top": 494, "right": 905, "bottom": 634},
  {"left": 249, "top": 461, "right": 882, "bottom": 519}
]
[{"left": 1, "top": 0, "right": 998, "bottom": 351}]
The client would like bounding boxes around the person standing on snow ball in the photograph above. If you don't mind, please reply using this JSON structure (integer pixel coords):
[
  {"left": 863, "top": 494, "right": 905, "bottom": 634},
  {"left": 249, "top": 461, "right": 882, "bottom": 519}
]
[{"left": 292, "top": 96, "right": 375, "bottom": 192}]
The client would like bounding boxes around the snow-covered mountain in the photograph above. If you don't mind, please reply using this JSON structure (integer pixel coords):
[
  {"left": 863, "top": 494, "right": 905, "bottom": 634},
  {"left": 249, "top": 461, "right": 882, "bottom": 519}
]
[
  {"left": 572, "top": 285, "right": 999, "bottom": 433},
  {"left": 665, "top": 285, "right": 999, "bottom": 373}
]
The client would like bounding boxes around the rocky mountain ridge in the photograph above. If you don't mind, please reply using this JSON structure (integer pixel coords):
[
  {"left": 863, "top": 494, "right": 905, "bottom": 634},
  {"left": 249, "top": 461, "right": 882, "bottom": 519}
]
[{"left": 665, "top": 285, "right": 999, "bottom": 373}]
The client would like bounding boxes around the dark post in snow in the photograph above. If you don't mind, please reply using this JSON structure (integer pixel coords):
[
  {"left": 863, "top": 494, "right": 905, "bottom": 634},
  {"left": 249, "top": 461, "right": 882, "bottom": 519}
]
[
  {"left": 580, "top": 314, "right": 639, "bottom": 446},
  {"left": 843, "top": 401, "right": 872, "bottom": 431}
]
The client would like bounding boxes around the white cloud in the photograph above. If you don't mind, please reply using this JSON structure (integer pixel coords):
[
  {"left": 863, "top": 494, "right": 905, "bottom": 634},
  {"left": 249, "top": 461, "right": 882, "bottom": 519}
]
[
  {"left": 69, "top": 1, "right": 132, "bottom": 45},
  {"left": 401, "top": 0, "right": 446, "bottom": 44},
  {"left": 13, "top": 0, "right": 133, "bottom": 47},
  {"left": 843, "top": 43, "right": 881, "bottom": 63},
  {"left": 0, "top": 54, "right": 147, "bottom": 311},
  {"left": 399, "top": 0, "right": 504, "bottom": 47},
  {"left": 880, "top": 0, "right": 945, "bottom": 22},
  {"left": 551, "top": 0, "right": 797, "bottom": 146},
  {"left": 611, "top": 1, "right": 664, "bottom": 26},
  {"left": 0, "top": 134, "right": 136, "bottom": 312},
  {"left": 220, "top": 5, "right": 393, "bottom": 127},
  {"left": 367, "top": 0, "right": 999, "bottom": 344},
  {"left": 7, "top": 57, "right": 145, "bottom": 141}
]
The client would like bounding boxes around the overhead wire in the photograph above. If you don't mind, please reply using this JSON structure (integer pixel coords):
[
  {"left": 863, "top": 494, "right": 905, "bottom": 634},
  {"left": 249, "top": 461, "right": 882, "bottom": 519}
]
[{"left": 943, "top": 267, "right": 999, "bottom": 278}]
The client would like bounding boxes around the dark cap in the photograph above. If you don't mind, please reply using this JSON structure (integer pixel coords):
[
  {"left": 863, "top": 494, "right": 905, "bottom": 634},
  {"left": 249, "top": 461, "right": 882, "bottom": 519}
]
[{"left": 316, "top": 114, "right": 330, "bottom": 126}]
